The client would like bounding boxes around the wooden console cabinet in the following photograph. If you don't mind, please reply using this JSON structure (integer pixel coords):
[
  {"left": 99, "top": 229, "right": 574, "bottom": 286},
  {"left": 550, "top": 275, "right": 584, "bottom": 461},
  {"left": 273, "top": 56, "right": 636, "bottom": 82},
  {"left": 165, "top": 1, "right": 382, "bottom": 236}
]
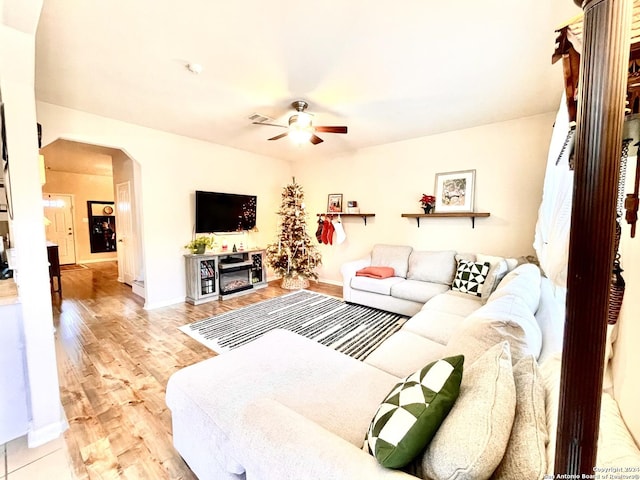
[{"left": 184, "top": 249, "right": 267, "bottom": 305}]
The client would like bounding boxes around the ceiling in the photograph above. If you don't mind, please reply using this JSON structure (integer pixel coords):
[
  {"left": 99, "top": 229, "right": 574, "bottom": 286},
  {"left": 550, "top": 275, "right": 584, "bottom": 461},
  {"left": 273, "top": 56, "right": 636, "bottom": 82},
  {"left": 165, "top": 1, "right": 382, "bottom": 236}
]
[
  {"left": 40, "top": 139, "right": 120, "bottom": 177},
  {"left": 34, "top": 0, "right": 581, "bottom": 164}
]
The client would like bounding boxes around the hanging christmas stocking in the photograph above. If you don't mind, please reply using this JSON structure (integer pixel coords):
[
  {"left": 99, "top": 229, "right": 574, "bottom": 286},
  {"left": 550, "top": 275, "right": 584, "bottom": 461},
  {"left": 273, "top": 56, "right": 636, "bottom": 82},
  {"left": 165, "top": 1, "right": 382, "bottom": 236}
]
[
  {"left": 332, "top": 219, "right": 346, "bottom": 245},
  {"left": 321, "top": 219, "right": 332, "bottom": 244},
  {"left": 315, "top": 218, "right": 324, "bottom": 243},
  {"left": 326, "top": 220, "right": 335, "bottom": 245}
]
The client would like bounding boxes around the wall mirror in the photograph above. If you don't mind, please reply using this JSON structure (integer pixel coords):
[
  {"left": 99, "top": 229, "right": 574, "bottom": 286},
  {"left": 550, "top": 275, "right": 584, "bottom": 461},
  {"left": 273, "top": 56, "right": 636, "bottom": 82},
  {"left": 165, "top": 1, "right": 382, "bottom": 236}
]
[{"left": 87, "top": 201, "right": 116, "bottom": 253}]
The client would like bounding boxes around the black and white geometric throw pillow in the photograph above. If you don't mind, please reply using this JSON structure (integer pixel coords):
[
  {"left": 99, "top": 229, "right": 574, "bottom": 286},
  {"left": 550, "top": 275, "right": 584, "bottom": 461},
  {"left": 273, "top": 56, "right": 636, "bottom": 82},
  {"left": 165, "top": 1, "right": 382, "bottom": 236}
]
[
  {"left": 452, "top": 260, "right": 491, "bottom": 297},
  {"left": 364, "top": 355, "right": 464, "bottom": 469}
]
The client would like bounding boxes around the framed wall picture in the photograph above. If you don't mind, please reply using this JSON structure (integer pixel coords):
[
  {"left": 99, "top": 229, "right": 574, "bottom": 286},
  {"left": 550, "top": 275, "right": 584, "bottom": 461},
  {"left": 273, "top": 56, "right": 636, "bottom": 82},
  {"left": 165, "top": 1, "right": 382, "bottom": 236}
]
[
  {"left": 434, "top": 169, "right": 476, "bottom": 213},
  {"left": 327, "top": 194, "right": 343, "bottom": 213}
]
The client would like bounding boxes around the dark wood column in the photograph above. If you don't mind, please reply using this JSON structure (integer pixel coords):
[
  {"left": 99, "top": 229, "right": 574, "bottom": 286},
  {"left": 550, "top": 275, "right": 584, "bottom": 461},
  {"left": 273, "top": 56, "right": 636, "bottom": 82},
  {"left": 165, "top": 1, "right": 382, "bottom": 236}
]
[{"left": 556, "top": 0, "right": 632, "bottom": 474}]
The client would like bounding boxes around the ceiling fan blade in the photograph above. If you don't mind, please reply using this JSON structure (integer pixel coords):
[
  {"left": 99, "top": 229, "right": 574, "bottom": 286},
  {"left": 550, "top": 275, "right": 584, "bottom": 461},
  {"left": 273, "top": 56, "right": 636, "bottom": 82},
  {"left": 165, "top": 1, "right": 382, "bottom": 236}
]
[
  {"left": 253, "top": 122, "right": 287, "bottom": 128},
  {"left": 315, "top": 126, "right": 348, "bottom": 134},
  {"left": 268, "top": 132, "right": 289, "bottom": 141},
  {"left": 309, "top": 134, "right": 324, "bottom": 145}
]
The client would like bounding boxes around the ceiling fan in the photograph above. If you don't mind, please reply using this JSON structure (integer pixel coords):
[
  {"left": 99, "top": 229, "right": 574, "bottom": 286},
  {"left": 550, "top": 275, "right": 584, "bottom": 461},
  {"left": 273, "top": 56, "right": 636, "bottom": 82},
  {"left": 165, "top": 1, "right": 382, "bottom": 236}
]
[{"left": 252, "top": 100, "right": 348, "bottom": 145}]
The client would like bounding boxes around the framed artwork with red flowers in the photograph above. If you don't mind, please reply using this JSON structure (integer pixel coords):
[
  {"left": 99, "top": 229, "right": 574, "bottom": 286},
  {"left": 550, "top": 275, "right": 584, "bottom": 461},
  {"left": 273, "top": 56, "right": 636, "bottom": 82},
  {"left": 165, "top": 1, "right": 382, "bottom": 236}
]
[{"left": 434, "top": 169, "right": 476, "bottom": 213}]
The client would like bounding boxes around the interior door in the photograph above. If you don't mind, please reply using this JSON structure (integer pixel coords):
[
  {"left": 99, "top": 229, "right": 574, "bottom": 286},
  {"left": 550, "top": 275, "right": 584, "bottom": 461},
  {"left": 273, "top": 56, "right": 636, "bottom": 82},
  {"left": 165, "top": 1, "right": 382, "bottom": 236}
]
[
  {"left": 116, "top": 181, "right": 135, "bottom": 285},
  {"left": 43, "top": 193, "right": 76, "bottom": 265}
]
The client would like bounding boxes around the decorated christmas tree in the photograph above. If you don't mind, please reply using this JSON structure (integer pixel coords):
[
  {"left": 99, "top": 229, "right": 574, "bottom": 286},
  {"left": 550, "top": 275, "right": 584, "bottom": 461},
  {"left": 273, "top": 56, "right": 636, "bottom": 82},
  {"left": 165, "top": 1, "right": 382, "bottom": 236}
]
[{"left": 266, "top": 179, "right": 322, "bottom": 289}]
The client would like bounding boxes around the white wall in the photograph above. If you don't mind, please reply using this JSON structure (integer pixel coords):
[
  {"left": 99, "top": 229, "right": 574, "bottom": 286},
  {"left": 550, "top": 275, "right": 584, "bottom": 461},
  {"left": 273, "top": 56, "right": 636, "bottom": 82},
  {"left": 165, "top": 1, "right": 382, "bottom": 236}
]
[
  {"left": 36, "top": 102, "right": 292, "bottom": 308},
  {"left": 42, "top": 169, "right": 117, "bottom": 263},
  {"left": 1, "top": 1, "right": 68, "bottom": 447},
  {"left": 611, "top": 154, "right": 640, "bottom": 447},
  {"left": 293, "top": 112, "right": 556, "bottom": 284}
]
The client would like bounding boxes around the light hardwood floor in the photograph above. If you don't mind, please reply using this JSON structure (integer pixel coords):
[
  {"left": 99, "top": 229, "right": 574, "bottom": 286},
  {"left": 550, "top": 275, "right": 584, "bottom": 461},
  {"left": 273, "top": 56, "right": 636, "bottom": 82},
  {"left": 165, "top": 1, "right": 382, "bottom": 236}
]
[{"left": 53, "top": 261, "right": 341, "bottom": 479}]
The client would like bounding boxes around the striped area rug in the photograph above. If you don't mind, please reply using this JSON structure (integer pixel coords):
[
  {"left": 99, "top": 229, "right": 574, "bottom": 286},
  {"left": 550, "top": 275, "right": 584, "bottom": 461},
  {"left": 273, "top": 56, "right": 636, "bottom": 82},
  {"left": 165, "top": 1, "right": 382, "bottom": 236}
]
[{"left": 179, "top": 290, "right": 408, "bottom": 360}]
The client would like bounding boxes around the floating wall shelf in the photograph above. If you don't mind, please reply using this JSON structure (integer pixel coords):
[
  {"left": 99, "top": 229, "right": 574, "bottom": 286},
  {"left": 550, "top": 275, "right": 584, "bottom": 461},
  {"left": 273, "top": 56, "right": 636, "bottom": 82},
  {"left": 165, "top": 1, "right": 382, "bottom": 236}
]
[
  {"left": 317, "top": 213, "right": 376, "bottom": 226},
  {"left": 401, "top": 212, "right": 490, "bottom": 228}
]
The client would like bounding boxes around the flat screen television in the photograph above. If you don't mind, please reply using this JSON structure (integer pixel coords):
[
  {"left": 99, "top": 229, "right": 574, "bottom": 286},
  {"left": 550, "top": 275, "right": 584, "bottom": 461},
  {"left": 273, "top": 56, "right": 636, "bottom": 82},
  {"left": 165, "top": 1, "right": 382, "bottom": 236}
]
[{"left": 195, "top": 190, "right": 257, "bottom": 233}]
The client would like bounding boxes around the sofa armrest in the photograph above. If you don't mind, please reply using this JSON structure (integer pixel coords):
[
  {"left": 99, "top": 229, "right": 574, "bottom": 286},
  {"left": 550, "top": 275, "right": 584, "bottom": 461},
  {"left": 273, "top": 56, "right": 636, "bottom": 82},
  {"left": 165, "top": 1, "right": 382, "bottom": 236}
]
[
  {"left": 341, "top": 255, "right": 371, "bottom": 302},
  {"left": 231, "top": 398, "right": 416, "bottom": 480}
]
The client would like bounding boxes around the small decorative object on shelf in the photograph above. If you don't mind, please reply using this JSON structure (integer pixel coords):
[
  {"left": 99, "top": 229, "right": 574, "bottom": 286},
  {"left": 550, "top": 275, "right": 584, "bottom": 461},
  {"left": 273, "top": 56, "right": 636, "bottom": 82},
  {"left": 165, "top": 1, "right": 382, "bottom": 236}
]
[
  {"left": 420, "top": 194, "right": 435, "bottom": 214},
  {"left": 184, "top": 236, "right": 212, "bottom": 254},
  {"left": 327, "top": 193, "right": 343, "bottom": 213},
  {"left": 347, "top": 200, "right": 360, "bottom": 214}
]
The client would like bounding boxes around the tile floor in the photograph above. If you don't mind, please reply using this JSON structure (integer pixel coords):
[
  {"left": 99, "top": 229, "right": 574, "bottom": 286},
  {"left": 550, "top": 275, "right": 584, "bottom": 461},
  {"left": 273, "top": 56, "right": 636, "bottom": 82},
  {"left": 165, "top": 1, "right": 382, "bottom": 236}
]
[{"left": 1, "top": 435, "right": 74, "bottom": 479}]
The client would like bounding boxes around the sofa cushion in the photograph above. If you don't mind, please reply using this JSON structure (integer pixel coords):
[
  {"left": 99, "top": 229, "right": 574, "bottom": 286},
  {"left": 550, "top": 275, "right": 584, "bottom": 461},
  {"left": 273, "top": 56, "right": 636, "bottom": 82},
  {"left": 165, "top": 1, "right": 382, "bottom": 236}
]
[
  {"left": 490, "top": 263, "right": 541, "bottom": 313},
  {"left": 371, "top": 244, "right": 413, "bottom": 278},
  {"left": 455, "top": 252, "right": 476, "bottom": 263},
  {"left": 407, "top": 250, "right": 456, "bottom": 285},
  {"left": 402, "top": 309, "right": 467, "bottom": 346},
  {"left": 493, "top": 355, "right": 547, "bottom": 479},
  {"left": 166, "top": 329, "right": 400, "bottom": 454},
  {"left": 539, "top": 353, "right": 561, "bottom": 473},
  {"left": 451, "top": 259, "right": 491, "bottom": 297},
  {"left": 420, "top": 290, "right": 483, "bottom": 317},
  {"left": 476, "top": 253, "right": 509, "bottom": 304},
  {"left": 421, "top": 342, "right": 516, "bottom": 480},
  {"left": 365, "top": 355, "right": 464, "bottom": 469},
  {"left": 444, "top": 294, "right": 543, "bottom": 365},
  {"left": 350, "top": 275, "right": 405, "bottom": 296},
  {"left": 535, "top": 277, "right": 565, "bottom": 364},
  {"left": 390, "top": 280, "right": 450, "bottom": 304},
  {"left": 597, "top": 392, "right": 640, "bottom": 469},
  {"left": 364, "top": 330, "right": 447, "bottom": 378}
]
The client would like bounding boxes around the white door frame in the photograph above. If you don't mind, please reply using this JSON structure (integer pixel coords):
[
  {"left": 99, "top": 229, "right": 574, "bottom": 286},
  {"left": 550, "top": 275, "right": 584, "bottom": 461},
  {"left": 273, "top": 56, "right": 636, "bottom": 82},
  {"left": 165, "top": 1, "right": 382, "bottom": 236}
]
[
  {"left": 115, "top": 181, "right": 135, "bottom": 285},
  {"left": 42, "top": 192, "right": 77, "bottom": 265}
]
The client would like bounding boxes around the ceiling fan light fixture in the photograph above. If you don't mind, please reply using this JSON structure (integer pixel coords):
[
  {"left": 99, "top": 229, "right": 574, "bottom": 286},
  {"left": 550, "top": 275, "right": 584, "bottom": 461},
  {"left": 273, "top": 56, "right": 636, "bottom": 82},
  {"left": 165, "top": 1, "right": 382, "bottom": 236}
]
[
  {"left": 253, "top": 100, "right": 346, "bottom": 146},
  {"left": 288, "top": 111, "right": 313, "bottom": 144},
  {"left": 292, "top": 111, "right": 312, "bottom": 128},
  {"left": 289, "top": 124, "right": 313, "bottom": 144}
]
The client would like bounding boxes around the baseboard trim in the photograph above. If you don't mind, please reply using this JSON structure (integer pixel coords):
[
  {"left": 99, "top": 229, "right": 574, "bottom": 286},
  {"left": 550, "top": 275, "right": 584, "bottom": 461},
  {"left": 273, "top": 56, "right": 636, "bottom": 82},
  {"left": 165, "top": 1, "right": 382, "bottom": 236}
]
[
  {"left": 144, "top": 297, "right": 185, "bottom": 310},
  {"left": 132, "top": 281, "right": 145, "bottom": 299},
  {"left": 27, "top": 414, "right": 69, "bottom": 448},
  {"left": 76, "top": 258, "right": 118, "bottom": 264}
]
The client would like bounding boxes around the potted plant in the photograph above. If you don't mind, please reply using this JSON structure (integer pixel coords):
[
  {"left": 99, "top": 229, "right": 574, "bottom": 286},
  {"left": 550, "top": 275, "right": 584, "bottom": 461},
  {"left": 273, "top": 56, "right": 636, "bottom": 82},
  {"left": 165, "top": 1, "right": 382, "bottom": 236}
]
[
  {"left": 420, "top": 194, "right": 436, "bottom": 214},
  {"left": 185, "top": 236, "right": 212, "bottom": 254}
]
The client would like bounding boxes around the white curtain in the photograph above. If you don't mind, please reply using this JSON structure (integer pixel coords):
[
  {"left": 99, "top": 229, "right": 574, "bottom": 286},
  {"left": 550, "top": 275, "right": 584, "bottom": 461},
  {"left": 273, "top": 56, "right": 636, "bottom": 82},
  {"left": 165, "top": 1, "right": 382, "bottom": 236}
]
[{"left": 533, "top": 94, "right": 574, "bottom": 288}]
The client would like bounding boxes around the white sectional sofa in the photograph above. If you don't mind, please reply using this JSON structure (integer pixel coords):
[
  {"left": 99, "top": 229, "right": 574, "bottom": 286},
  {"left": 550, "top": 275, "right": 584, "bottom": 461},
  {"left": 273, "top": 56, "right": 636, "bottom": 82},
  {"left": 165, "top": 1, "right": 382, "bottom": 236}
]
[
  {"left": 166, "top": 245, "right": 640, "bottom": 479},
  {"left": 341, "top": 246, "right": 458, "bottom": 317}
]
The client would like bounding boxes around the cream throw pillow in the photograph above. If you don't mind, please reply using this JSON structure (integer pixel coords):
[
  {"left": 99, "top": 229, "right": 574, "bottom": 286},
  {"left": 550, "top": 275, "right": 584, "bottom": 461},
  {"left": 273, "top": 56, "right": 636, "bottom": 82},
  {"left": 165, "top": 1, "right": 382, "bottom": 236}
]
[
  {"left": 476, "top": 253, "right": 509, "bottom": 304},
  {"left": 421, "top": 341, "right": 516, "bottom": 480},
  {"left": 492, "top": 355, "right": 547, "bottom": 479}
]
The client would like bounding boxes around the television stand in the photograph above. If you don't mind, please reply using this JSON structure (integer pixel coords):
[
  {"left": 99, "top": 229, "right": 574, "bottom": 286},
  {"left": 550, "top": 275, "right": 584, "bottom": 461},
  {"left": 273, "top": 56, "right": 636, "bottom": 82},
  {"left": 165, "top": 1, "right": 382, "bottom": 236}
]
[{"left": 184, "top": 249, "right": 266, "bottom": 305}]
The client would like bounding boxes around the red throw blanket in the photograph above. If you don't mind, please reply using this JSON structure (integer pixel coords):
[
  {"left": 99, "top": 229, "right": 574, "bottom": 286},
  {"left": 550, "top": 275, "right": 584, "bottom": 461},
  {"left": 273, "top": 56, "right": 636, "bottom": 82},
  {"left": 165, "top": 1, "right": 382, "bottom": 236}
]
[{"left": 356, "top": 266, "right": 395, "bottom": 279}]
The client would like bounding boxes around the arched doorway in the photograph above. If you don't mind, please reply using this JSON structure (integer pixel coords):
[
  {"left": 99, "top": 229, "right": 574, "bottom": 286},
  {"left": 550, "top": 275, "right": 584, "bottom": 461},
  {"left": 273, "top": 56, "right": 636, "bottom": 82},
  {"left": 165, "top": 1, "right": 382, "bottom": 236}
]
[{"left": 40, "top": 139, "right": 145, "bottom": 299}]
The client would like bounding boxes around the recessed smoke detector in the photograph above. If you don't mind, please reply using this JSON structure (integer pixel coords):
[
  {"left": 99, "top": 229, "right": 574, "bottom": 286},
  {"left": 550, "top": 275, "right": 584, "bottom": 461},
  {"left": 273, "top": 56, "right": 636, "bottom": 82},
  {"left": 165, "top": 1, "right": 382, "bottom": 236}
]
[{"left": 186, "top": 63, "right": 203, "bottom": 74}]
